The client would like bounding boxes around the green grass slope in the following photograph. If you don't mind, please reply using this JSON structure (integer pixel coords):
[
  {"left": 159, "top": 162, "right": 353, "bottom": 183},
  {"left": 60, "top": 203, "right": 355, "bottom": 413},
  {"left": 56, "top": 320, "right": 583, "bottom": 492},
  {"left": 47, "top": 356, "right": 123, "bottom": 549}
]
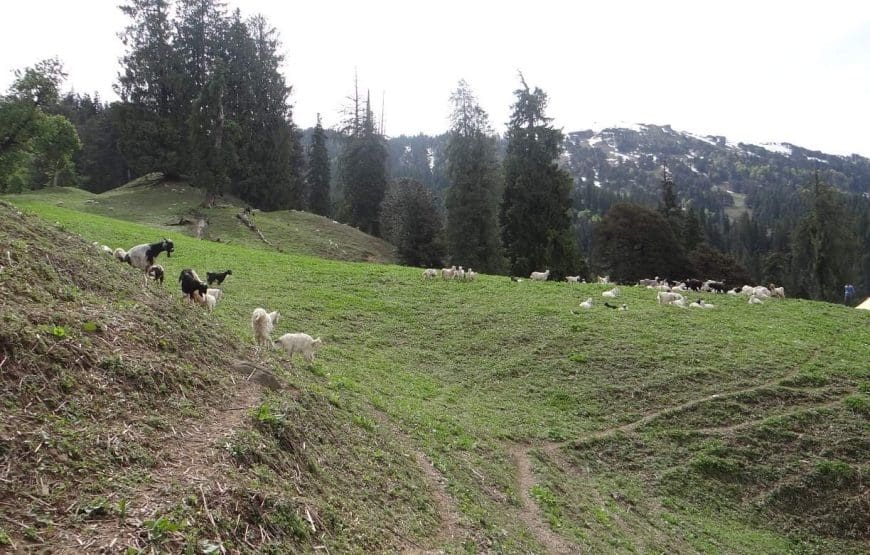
[
  {"left": 3, "top": 177, "right": 396, "bottom": 264},
  {"left": 2, "top": 194, "right": 868, "bottom": 553}
]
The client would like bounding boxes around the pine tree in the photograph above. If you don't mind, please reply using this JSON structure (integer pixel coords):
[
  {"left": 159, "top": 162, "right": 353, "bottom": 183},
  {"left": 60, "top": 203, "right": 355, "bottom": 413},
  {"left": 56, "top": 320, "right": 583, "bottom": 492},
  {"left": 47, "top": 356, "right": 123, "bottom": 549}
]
[
  {"left": 116, "top": 0, "right": 185, "bottom": 176},
  {"left": 444, "top": 80, "right": 503, "bottom": 273},
  {"left": 500, "top": 75, "right": 579, "bottom": 279},
  {"left": 307, "top": 114, "right": 331, "bottom": 216},
  {"left": 340, "top": 88, "right": 387, "bottom": 236},
  {"left": 380, "top": 178, "right": 445, "bottom": 266},
  {"left": 790, "top": 173, "right": 859, "bottom": 300}
]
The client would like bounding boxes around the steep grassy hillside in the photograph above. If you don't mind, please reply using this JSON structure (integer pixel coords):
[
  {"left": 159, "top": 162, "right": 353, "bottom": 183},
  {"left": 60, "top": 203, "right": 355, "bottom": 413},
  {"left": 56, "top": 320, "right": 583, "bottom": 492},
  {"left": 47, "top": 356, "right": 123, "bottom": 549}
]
[
  {"left": 2, "top": 193, "right": 868, "bottom": 553},
  {"left": 0, "top": 202, "right": 439, "bottom": 553},
  {"left": 3, "top": 177, "right": 396, "bottom": 264}
]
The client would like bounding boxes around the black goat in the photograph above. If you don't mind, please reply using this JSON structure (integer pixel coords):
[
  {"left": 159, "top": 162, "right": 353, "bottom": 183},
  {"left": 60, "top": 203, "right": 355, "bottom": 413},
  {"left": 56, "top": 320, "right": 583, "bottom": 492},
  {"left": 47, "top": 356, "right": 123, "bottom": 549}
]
[
  {"left": 206, "top": 269, "right": 233, "bottom": 286},
  {"left": 179, "top": 268, "right": 208, "bottom": 301},
  {"left": 684, "top": 278, "right": 703, "bottom": 291}
]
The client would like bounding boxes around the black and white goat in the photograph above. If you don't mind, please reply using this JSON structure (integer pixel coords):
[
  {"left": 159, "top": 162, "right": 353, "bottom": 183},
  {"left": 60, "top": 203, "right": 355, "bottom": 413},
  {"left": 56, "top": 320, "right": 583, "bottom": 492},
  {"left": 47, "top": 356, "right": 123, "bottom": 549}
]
[
  {"left": 123, "top": 238, "right": 174, "bottom": 284},
  {"left": 178, "top": 268, "right": 208, "bottom": 302},
  {"left": 206, "top": 269, "right": 232, "bottom": 286}
]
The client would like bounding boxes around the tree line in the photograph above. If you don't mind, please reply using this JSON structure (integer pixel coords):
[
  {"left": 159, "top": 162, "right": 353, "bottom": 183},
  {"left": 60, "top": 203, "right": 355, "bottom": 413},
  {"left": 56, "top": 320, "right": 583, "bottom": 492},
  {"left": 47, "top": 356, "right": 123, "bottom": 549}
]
[{"left": 0, "top": 0, "right": 865, "bottom": 301}]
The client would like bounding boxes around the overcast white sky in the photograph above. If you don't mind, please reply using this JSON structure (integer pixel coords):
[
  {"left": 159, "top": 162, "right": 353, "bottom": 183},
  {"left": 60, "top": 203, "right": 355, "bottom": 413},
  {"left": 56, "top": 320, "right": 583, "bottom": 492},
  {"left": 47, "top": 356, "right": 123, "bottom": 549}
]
[{"left": 2, "top": 0, "right": 870, "bottom": 156}]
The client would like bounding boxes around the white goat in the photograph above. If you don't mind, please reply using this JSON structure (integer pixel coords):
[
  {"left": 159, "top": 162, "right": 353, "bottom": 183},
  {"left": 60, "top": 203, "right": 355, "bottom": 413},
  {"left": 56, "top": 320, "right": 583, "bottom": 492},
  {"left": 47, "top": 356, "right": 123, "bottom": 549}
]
[
  {"left": 690, "top": 299, "right": 715, "bottom": 309},
  {"left": 251, "top": 308, "right": 280, "bottom": 347},
  {"left": 206, "top": 288, "right": 223, "bottom": 301},
  {"left": 602, "top": 287, "right": 620, "bottom": 298},
  {"left": 466, "top": 269, "right": 477, "bottom": 281},
  {"left": 657, "top": 291, "right": 684, "bottom": 305},
  {"left": 566, "top": 275, "right": 580, "bottom": 283},
  {"left": 276, "top": 333, "right": 323, "bottom": 363},
  {"left": 579, "top": 297, "right": 593, "bottom": 309},
  {"left": 441, "top": 265, "right": 457, "bottom": 279},
  {"left": 748, "top": 294, "right": 764, "bottom": 305},
  {"left": 422, "top": 268, "right": 438, "bottom": 279},
  {"left": 771, "top": 286, "right": 785, "bottom": 299},
  {"left": 113, "top": 248, "right": 127, "bottom": 262},
  {"left": 530, "top": 269, "right": 550, "bottom": 281}
]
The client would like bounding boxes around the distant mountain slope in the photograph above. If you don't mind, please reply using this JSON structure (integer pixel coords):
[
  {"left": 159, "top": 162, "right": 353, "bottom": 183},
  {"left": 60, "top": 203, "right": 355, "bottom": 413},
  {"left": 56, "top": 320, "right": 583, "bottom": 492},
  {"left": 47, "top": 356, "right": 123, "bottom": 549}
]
[{"left": 561, "top": 123, "right": 870, "bottom": 211}]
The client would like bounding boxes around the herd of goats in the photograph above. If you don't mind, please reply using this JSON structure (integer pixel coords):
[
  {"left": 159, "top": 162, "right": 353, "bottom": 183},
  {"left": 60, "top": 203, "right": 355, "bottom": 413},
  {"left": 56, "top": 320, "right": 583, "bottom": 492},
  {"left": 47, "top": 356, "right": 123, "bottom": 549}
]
[{"left": 97, "top": 237, "right": 322, "bottom": 363}]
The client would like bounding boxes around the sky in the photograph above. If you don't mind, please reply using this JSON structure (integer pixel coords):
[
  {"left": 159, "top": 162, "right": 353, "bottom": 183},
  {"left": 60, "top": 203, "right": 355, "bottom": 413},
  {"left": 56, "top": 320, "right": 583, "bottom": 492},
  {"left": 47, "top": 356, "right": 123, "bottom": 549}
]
[{"left": 2, "top": 0, "right": 870, "bottom": 156}]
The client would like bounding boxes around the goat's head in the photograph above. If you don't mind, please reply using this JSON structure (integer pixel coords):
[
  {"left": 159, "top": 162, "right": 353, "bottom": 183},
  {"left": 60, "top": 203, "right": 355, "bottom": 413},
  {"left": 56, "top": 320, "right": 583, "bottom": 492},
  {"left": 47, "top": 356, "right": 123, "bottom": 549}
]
[{"left": 162, "top": 238, "right": 174, "bottom": 257}]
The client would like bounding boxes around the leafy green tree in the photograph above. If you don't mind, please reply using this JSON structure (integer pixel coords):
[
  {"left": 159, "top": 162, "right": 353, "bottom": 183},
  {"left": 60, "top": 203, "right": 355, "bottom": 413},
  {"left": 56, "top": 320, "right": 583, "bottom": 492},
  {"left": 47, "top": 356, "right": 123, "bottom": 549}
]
[
  {"left": 380, "top": 178, "right": 445, "bottom": 266},
  {"left": 0, "top": 59, "right": 80, "bottom": 192},
  {"left": 592, "top": 203, "right": 691, "bottom": 282},
  {"left": 688, "top": 243, "right": 750, "bottom": 286},
  {"left": 340, "top": 89, "right": 387, "bottom": 236},
  {"left": 307, "top": 114, "right": 331, "bottom": 216},
  {"left": 790, "top": 173, "right": 859, "bottom": 300},
  {"left": 445, "top": 80, "right": 503, "bottom": 273},
  {"left": 500, "top": 75, "right": 579, "bottom": 279}
]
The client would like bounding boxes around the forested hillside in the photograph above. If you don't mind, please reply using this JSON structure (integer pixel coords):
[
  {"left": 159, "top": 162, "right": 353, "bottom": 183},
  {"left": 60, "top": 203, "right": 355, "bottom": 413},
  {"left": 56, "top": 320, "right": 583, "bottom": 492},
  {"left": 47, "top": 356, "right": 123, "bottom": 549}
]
[{"left": 1, "top": 0, "right": 867, "bottom": 302}]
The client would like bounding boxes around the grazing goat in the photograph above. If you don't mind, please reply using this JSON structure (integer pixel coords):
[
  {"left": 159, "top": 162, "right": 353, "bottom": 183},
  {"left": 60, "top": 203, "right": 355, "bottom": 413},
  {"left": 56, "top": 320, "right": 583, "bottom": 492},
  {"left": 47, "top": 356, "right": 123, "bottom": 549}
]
[
  {"left": 276, "top": 333, "right": 323, "bottom": 363},
  {"left": 206, "top": 288, "right": 223, "bottom": 301},
  {"left": 770, "top": 286, "right": 786, "bottom": 299},
  {"left": 441, "top": 265, "right": 457, "bottom": 279},
  {"left": 252, "top": 308, "right": 280, "bottom": 347},
  {"left": 602, "top": 287, "right": 619, "bottom": 298},
  {"left": 113, "top": 248, "right": 127, "bottom": 262},
  {"left": 196, "top": 292, "right": 218, "bottom": 311},
  {"left": 579, "top": 297, "right": 593, "bottom": 309},
  {"left": 146, "top": 264, "right": 165, "bottom": 285},
  {"left": 179, "top": 268, "right": 208, "bottom": 301},
  {"left": 100, "top": 245, "right": 113, "bottom": 255},
  {"left": 530, "top": 269, "right": 550, "bottom": 281},
  {"left": 510, "top": 276, "right": 522, "bottom": 283},
  {"left": 206, "top": 269, "right": 232, "bottom": 286},
  {"left": 124, "top": 238, "right": 174, "bottom": 271},
  {"left": 685, "top": 278, "right": 703, "bottom": 291},
  {"left": 422, "top": 268, "right": 438, "bottom": 279},
  {"left": 565, "top": 275, "right": 580, "bottom": 283}
]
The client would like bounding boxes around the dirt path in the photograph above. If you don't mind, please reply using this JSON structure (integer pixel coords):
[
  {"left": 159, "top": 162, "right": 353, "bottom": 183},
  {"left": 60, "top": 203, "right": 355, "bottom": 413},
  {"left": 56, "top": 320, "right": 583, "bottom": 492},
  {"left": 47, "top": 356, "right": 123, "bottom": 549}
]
[
  {"left": 509, "top": 445, "right": 577, "bottom": 555},
  {"left": 568, "top": 350, "right": 816, "bottom": 445},
  {"left": 506, "top": 351, "right": 822, "bottom": 553},
  {"left": 52, "top": 360, "right": 272, "bottom": 553},
  {"left": 370, "top": 410, "right": 465, "bottom": 554}
]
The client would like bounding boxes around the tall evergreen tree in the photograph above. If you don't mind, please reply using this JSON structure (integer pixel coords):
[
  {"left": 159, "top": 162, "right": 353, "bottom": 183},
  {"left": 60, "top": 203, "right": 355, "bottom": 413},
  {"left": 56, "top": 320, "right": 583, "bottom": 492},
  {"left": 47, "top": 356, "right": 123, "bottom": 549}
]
[
  {"left": 444, "top": 80, "right": 503, "bottom": 273},
  {"left": 790, "top": 173, "right": 859, "bottom": 300},
  {"left": 115, "top": 0, "right": 184, "bottom": 176},
  {"left": 500, "top": 75, "right": 579, "bottom": 279},
  {"left": 307, "top": 114, "right": 331, "bottom": 216},
  {"left": 380, "top": 178, "right": 446, "bottom": 266},
  {"left": 340, "top": 89, "right": 387, "bottom": 236}
]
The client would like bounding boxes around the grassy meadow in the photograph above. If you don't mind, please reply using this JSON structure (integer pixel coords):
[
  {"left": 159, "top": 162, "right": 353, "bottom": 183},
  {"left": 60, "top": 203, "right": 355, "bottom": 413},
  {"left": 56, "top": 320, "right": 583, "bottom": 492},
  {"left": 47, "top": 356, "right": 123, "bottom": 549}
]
[{"left": 1, "top": 189, "right": 868, "bottom": 553}]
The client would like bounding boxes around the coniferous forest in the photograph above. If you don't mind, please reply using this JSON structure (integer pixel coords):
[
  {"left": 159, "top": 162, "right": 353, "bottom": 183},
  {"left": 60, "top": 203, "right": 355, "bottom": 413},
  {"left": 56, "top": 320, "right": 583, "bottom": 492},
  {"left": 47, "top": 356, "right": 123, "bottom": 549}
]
[{"left": 1, "top": 0, "right": 868, "bottom": 302}]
